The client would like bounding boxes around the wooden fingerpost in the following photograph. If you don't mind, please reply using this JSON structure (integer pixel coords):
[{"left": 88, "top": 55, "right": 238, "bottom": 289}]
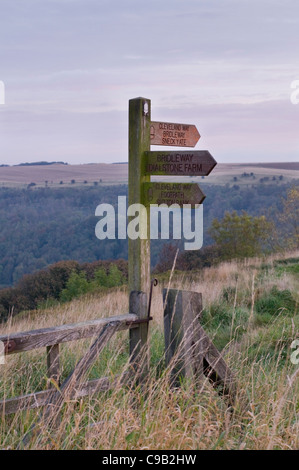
[
  {"left": 128, "top": 97, "right": 151, "bottom": 368},
  {"left": 163, "top": 289, "right": 203, "bottom": 386}
]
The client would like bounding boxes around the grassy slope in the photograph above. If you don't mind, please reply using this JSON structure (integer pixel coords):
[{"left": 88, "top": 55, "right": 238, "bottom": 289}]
[{"left": 0, "top": 252, "right": 298, "bottom": 449}]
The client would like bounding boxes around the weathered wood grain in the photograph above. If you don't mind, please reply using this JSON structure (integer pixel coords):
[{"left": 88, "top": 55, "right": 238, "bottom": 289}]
[
  {"left": 46, "top": 344, "right": 60, "bottom": 389},
  {"left": 128, "top": 97, "right": 151, "bottom": 294},
  {"left": 0, "top": 314, "right": 138, "bottom": 355},
  {"left": 199, "top": 325, "right": 236, "bottom": 398},
  {"left": 150, "top": 121, "right": 200, "bottom": 147},
  {"left": 163, "top": 288, "right": 203, "bottom": 384},
  {"left": 163, "top": 288, "right": 236, "bottom": 399},
  {"left": 20, "top": 321, "right": 123, "bottom": 446},
  {"left": 0, "top": 374, "right": 130, "bottom": 415},
  {"left": 129, "top": 291, "right": 148, "bottom": 376},
  {"left": 52, "top": 321, "right": 121, "bottom": 400}
]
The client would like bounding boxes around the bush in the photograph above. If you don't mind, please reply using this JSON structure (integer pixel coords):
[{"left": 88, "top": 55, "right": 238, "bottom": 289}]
[
  {"left": 59, "top": 265, "right": 125, "bottom": 303},
  {"left": 274, "top": 258, "right": 299, "bottom": 277},
  {"left": 244, "top": 316, "right": 299, "bottom": 367},
  {"left": 0, "top": 260, "right": 127, "bottom": 319},
  {"left": 209, "top": 210, "right": 273, "bottom": 260},
  {"left": 60, "top": 271, "right": 90, "bottom": 302},
  {"left": 201, "top": 303, "right": 249, "bottom": 350},
  {"left": 92, "top": 265, "right": 124, "bottom": 289},
  {"left": 172, "top": 245, "right": 222, "bottom": 272},
  {"left": 93, "top": 267, "right": 108, "bottom": 287},
  {"left": 106, "top": 265, "right": 124, "bottom": 287},
  {"left": 222, "top": 286, "right": 236, "bottom": 303},
  {"left": 255, "top": 286, "right": 297, "bottom": 317}
]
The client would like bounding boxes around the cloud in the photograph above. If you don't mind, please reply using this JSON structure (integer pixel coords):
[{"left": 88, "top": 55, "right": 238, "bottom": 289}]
[{"left": 0, "top": 0, "right": 298, "bottom": 164}]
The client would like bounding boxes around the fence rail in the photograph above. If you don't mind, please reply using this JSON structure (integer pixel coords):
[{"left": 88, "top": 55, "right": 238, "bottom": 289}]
[
  {"left": 0, "top": 374, "right": 129, "bottom": 416},
  {"left": 0, "top": 289, "right": 237, "bottom": 424},
  {"left": 0, "top": 313, "right": 139, "bottom": 355}
]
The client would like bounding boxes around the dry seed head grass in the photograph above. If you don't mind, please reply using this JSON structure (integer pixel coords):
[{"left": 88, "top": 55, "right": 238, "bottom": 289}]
[{"left": 1, "top": 252, "right": 299, "bottom": 449}]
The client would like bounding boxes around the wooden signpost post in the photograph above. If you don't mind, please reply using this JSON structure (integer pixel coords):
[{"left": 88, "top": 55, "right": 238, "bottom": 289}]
[
  {"left": 128, "top": 98, "right": 151, "bottom": 365},
  {"left": 128, "top": 97, "right": 151, "bottom": 295}
]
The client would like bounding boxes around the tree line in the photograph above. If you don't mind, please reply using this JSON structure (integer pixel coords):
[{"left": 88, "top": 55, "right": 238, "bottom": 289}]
[
  {"left": 0, "top": 258, "right": 127, "bottom": 322},
  {"left": 0, "top": 184, "right": 298, "bottom": 321},
  {"left": 155, "top": 186, "right": 299, "bottom": 272},
  {"left": 0, "top": 181, "right": 297, "bottom": 288}
]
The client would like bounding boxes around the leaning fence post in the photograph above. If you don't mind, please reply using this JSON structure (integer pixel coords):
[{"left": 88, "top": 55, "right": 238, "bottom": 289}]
[
  {"left": 46, "top": 344, "right": 60, "bottom": 389},
  {"left": 163, "top": 288, "right": 203, "bottom": 385}
]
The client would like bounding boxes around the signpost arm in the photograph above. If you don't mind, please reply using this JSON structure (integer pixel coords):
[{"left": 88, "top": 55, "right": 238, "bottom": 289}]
[{"left": 128, "top": 97, "right": 151, "bottom": 365}]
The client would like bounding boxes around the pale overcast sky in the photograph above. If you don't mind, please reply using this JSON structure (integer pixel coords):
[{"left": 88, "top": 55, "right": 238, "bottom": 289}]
[{"left": 0, "top": 0, "right": 298, "bottom": 165}]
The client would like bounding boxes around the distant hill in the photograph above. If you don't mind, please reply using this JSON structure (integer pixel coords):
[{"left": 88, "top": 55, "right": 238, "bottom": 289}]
[
  {"left": 0, "top": 163, "right": 128, "bottom": 186},
  {"left": 0, "top": 161, "right": 298, "bottom": 187},
  {"left": 15, "top": 161, "right": 68, "bottom": 167},
  {"left": 238, "top": 162, "right": 299, "bottom": 170}
]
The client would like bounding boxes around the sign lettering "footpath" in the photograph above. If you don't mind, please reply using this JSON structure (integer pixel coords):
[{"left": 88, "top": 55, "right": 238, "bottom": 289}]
[{"left": 143, "top": 182, "right": 206, "bottom": 207}]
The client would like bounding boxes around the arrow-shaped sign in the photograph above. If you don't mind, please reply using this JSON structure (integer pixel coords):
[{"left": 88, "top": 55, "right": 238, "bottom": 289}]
[
  {"left": 144, "top": 150, "right": 217, "bottom": 176},
  {"left": 150, "top": 121, "right": 200, "bottom": 147},
  {"left": 143, "top": 182, "right": 206, "bottom": 207}
]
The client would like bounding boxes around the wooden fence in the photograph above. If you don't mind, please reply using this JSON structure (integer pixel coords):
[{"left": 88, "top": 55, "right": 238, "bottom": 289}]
[
  {"left": 0, "top": 288, "right": 236, "bottom": 419},
  {"left": 0, "top": 312, "right": 148, "bottom": 416}
]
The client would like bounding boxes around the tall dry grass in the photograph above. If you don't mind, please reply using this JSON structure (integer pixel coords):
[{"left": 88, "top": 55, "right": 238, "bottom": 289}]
[{"left": 0, "top": 253, "right": 298, "bottom": 450}]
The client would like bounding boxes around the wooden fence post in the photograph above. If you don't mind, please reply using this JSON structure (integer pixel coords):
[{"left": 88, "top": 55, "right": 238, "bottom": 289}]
[
  {"left": 163, "top": 288, "right": 203, "bottom": 385},
  {"left": 163, "top": 288, "right": 237, "bottom": 403},
  {"left": 46, "top": 344, "right": 60, "bottom": 389},
  {"left": 129, "top": 291, "right": 148, "bottom": 376}
]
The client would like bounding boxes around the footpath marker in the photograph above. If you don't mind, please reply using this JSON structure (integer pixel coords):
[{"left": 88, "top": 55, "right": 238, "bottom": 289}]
[
  {"left": 128, "top": 97, "right": 217, "bottom": 294},
  {"left": 128, "top": 97, "right": 217, "bottom": 363},
  {"left": 150, "top": 121, "right": 200, "bottom": 147},
  {"left": 143, "top": 182, "right": 206, "bottom": 207}
]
